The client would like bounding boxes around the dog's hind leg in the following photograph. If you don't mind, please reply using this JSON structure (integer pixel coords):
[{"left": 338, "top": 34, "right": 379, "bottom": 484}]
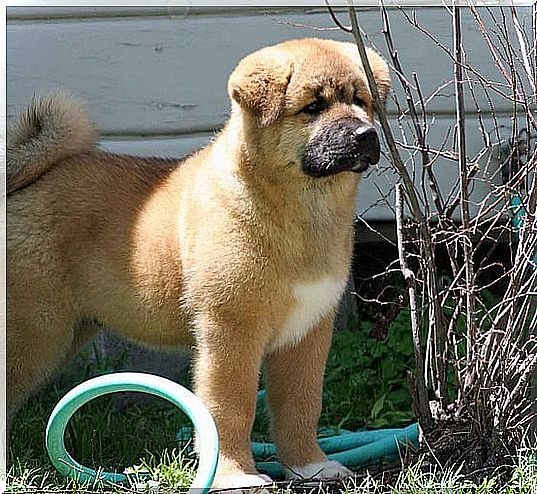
[{"left": 6, "top": 283, "right": 80, "bottom": 427}]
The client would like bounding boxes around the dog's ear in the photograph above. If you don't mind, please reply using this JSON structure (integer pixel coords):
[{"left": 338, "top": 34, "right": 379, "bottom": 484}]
[
  {"left": 228, "top": 48, "right": 294, "bottom": 127},
  {"left": 364, "top": 47, "right": 391, "bottom": 103},
  {"left": 338, "top": 43, "right": 391, "bottom": 105}
]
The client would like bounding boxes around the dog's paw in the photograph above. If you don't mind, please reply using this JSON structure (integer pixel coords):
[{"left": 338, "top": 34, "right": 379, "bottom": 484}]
[
  {"left": 212, "top": 472, "right": 273, "bottom": 492},
  {"left": 285, "top": 460, "right": 353, "bottom": 480}
]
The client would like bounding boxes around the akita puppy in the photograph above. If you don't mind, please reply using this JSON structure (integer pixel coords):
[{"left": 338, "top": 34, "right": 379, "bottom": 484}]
[{"left": 7, "top": 38, "right": 390, "bottom": 489}]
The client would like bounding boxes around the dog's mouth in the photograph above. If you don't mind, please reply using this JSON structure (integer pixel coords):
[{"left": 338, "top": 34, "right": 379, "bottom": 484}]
[
  {"left": 302, "top": 153, "right": 374, "bottom": 178},
  {"left": 350, "top": 156, "right": 373, "bottom": 173}
]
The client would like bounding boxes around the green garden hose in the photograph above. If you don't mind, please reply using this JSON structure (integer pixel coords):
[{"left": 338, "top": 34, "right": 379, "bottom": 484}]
[
  {"left": 249, "top": 390, "right": 419, "bottom": 477},
  {"left": 254, "top": 423, "right": 418, "bottom": 479},
  {"left": 47, "top": 373, "right": 419, "bottom": 490},
  {"left": 45, "top": 373, "right": 219, "bottom": 494}
]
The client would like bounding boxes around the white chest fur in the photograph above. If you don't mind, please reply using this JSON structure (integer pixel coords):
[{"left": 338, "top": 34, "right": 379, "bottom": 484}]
[{"left": 269, "top": 276, "right": 347, "bottom": 352}]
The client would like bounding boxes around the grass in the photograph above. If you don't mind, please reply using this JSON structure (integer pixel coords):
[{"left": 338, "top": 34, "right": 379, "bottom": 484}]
[
  {"left": 7, "top": 322, "right": 537, "bottom": 493},
  {"left": 6, "top": 451, "right": 537, "bottom": 493},
  {"left": 7, "top": 448, "right": 196, "bottom": 493},
  {"left": 342, "top": 452, "right": 537, "bottom": 493},
  {"left": 7, "top": 342, "right": 199, "bottom": 492}
]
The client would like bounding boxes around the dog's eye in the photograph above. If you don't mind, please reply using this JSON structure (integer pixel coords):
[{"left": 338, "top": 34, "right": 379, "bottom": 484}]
[
  {"left": 353, "top": 95, "right": 365, "bottom": 107},
  {"left": 301, "top": 99, "right": 327, "bottom": 116}
]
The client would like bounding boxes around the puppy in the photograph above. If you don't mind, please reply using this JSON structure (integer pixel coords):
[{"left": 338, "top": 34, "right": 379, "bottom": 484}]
[{"left": 7, "top": 38, "right": 390, "bottom": 489}]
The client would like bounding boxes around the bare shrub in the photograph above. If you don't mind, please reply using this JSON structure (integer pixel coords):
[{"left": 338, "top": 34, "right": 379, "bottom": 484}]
[{"left": 330, "top": 1, "right": 536, "bottom": 470}]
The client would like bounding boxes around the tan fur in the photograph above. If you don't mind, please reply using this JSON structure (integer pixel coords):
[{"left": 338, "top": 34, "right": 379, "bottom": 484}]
[
  {"left": 7, "top": 38, "right": 390, "bottom": 488},
  {"left": 7, "top": 91, "right": 98, "bottom": 194}
]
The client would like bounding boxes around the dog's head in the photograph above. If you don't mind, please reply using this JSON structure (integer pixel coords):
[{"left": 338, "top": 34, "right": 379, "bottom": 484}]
[{"left": 228, "top": 38, "right": 390, "bottom": 180}]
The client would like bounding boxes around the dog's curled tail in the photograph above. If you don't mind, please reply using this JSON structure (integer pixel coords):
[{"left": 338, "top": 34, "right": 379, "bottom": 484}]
[{"left": 7, "top": 92, "right": 98, "bottom": 194}]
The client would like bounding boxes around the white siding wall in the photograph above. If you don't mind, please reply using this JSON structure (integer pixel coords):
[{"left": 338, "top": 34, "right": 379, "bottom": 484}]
[{"left": 7, "top": 6, "right": 532, "bottom": 220}]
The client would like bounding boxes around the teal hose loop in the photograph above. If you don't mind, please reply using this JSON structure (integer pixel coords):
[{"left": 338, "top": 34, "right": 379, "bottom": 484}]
[
  {"left": 252, "top": 427, "right": 406, "bottom": 459},
  {"left": 46, "top": 373, "right": 219, "bottom": 494},
  {"left": 318, "top": 427, "right": 406, "bottom": 454},
  {"left": 254, "top": 387, "right": 419, "bottom": 476},
  {"left": 326, "top": 423, "right": 418, "bottom": 467},
  {"left": 256, "top": 423, "right": 419, "bottom": 479},
  {"left": 48, "top": 376, "right": 419, "bottom": 488}
]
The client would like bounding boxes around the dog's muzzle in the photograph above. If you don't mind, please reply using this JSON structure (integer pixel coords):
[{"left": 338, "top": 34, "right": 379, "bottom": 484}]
[{"left": 301, "top": 118, "right": 380, "bottom": 178}]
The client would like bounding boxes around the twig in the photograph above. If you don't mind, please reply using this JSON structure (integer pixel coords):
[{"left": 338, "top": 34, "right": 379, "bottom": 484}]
[
  {"left": 399, "top": 7, "right": 526, "bottom": 105},
  {"left": 395, "top": 183, "right": 431, "bottom": 426},
  {"left": 346, "top": 0, "right": 423, "bottom": 218},
  {"left": 510, "top": 6, "right": 536, "bottom": 94},
  {"left": 452, "top": 5, "right": 477, "bottom": 396},
  {"left": 468, "top": 1, "right": 513, "bottom": 87},
  {"left": 379, "top": 6, "right": 445, "bottom": 216},
  {"left": 270, "top": 16, "right": 340, "bottom": 32},
  {"left": 323, "top": 0, "right": 352, "bottom": 33}
]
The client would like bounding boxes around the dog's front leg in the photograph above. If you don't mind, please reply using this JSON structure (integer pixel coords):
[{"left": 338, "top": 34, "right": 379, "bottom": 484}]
[
  {"left": 193, "top": 312, "right": 272, "bottom": 490},
  {"left": 265, "top": 314, "right": 353, "bottom": 481}
]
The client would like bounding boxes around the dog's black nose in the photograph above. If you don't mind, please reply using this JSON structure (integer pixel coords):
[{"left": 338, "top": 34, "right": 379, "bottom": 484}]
[{"left": 354, "top": 127, "right": 380, "bottom": 166}]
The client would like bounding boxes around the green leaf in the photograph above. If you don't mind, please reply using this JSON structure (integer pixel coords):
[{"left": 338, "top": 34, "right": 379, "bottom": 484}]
[{"left": 370, "top": 394, "right": 386, "bottom": 419}]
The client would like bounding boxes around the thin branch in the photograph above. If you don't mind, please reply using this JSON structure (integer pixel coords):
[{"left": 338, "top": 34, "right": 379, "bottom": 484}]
[
  {"left": 396, "top": 183, "right": 432, "bottom": 426},
  {"left": 324, "top": 0, "right": 352, "bottom": 33},
  {"left": 452, "top": 5, "right": 477, "bottom": 396}
]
